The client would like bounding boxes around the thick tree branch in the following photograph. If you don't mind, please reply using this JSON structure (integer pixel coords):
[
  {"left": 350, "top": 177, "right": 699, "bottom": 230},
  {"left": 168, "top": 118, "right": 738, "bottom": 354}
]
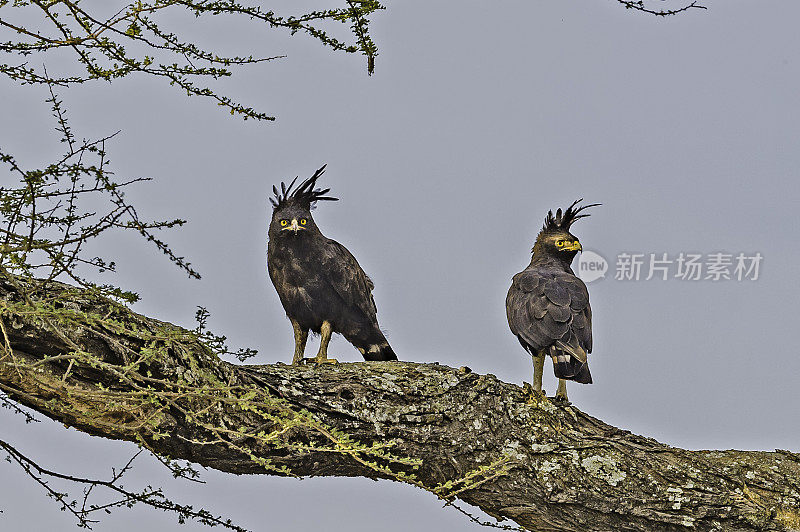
[{"left": 1, "top": 278, "right": 799, "bottom": 532}]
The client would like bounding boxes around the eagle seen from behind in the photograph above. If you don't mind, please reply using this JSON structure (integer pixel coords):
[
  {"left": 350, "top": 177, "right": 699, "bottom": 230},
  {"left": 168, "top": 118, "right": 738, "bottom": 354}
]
[
  {"left": 267, "top": 165, "right": 397, "bottom": 364},
  {"left": 506, "top": 200, "right": 599, "bottom": 402}
]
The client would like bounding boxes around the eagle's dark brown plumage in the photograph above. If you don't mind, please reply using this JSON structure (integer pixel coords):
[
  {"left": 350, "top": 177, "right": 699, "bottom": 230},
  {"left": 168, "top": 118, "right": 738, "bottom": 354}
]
[
  {"left": 506, "top": 199, "right": 598, "bottom": 402},
  {"left": 267, "top": 165, "right": 397, "bottom": 364}
]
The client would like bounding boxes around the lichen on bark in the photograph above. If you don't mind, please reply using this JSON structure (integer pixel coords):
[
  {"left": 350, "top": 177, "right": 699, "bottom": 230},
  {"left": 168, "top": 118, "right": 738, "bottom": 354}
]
[{"left": 2, "top": 278, "right": 799, "bottom": 532}]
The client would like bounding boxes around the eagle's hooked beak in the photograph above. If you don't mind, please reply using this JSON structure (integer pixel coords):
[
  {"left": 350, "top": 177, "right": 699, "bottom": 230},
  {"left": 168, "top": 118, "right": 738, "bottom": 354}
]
[
  {"left": 564, "top": 240, "right": 582, "bottom": 252},
  {"left": 281, "top": 219, "right": 306, "bottom": 233}
]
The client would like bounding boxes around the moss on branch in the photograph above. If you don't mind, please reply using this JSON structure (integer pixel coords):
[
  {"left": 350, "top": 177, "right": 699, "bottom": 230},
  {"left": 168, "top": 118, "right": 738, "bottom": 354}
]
[{"left": 1, "top": 278, "right": 799, "bottom": 532}]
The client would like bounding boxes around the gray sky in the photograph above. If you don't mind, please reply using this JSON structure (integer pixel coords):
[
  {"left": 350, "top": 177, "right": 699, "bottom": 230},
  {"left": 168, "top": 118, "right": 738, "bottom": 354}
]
[{"left": 2, "top": 0, "right": 800, "bottom": 530}]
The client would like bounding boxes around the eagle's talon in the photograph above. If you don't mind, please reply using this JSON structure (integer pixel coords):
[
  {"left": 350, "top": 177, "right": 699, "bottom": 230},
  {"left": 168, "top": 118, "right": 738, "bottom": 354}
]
[
  {"left": 552, "top": 395, "right": 571, "bottom": 406},
  {"left": 522, "top": 382, "right": 546, "bottom": 397},
  {"left": 315, "top": 357, "right": 339, "bottom": 365}
]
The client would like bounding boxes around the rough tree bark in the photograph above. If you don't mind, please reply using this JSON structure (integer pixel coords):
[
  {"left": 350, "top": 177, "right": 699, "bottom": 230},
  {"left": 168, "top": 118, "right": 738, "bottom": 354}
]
[{"left": 0, "top": 277, "right": 798, "bottom": 532}]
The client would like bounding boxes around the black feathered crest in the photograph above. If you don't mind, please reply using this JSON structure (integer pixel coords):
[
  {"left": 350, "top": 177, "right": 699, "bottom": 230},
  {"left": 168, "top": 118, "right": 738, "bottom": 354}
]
[
  {"left": 542, "top": 199, "right": 600, "bottom": 232},
  {"left": 270, "top": 165, "right": 339, "bottom": 211}
]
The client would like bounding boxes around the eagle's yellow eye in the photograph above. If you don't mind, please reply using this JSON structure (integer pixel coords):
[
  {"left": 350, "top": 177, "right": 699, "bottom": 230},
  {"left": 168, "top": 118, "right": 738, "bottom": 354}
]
[
  {"left": 555, "top": 239, "right": 565, "bottom": 247},
  {"left": 280, "top": 220, "right": 288, "bottom": 227},
  {"left": 300, "top": 218, "right": 307, "bottom": 225}
]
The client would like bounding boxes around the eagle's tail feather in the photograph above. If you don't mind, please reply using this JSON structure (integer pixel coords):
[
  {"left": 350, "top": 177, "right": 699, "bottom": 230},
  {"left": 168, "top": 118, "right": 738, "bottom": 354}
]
[
  {"left": 552, "top": 353, "right": 592, "bottom": 384},
  {"left": 362, "top": 342, "right": 397, "bottom": 361},
  {"left": 350, "top": 329, "right": 398, "bottom": 361}
]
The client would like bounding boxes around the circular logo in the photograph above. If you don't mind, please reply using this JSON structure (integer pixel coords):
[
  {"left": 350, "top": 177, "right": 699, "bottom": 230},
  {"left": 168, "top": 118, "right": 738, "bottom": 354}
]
[{"left": 577, "top": 250, "right": 608, "bottom": 283}]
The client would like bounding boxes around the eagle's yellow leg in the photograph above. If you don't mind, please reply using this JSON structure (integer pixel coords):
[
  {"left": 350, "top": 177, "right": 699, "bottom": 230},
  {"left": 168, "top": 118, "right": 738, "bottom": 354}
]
[
  {"left": 291, "top": 319, "right": 308, "bottom": 366},
  {"left": 532, "top": 353, "right": 545, "bottom": 394},
  {"left": 314, "top": 320, "right": 338, "bottom": 364},
  {"left": 555, "top": 379, "right": 568, "bottom": 402}
]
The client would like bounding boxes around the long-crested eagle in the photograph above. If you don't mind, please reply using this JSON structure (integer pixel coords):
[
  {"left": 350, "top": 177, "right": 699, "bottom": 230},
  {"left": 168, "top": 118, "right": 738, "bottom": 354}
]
[
  {"left": 506, "top": 200, "right": 599, "bottom": 403},
  {"left": 267, "top": 165, "right": 397, "bottom": 364}
]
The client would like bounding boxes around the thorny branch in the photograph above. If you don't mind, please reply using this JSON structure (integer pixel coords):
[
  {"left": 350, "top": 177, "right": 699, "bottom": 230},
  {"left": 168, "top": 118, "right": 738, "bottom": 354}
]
[
  {"left": 0, "top": 84, "right": 197, "bottom": 303},
  {"left": 0, "top": 1, "right": 385, "bottom": 119},
  {"left": 616, "top": 0, "right": 706, "bottom": 16},
  {"left": 0, "top": 439, "right": 247, "bottom": 531}
]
